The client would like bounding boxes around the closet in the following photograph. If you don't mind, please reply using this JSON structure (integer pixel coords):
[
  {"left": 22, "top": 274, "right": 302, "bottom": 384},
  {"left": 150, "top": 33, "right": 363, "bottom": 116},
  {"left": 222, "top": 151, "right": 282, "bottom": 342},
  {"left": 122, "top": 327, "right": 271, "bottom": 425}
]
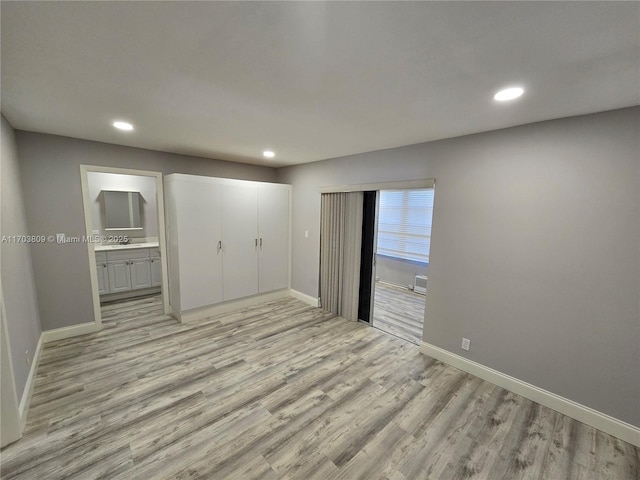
[{"left": 164, "top": 174, "right": 291, "bottom": 319}]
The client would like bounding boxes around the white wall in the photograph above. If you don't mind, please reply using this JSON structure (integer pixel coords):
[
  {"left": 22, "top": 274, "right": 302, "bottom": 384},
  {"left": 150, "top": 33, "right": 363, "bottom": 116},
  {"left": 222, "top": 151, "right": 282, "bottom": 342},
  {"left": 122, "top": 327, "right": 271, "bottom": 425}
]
[
  {"left": 87, "top": 172, "right": 158, "bottom": 241},
  {"left": 277, "top": 107, "right": 640, "bottom": 427},
  {"left": 1, "top": 115, "right": 42, "bottom": 400},
  {"left": 376, "top": 255, "right": 428, "bottom": 288}
]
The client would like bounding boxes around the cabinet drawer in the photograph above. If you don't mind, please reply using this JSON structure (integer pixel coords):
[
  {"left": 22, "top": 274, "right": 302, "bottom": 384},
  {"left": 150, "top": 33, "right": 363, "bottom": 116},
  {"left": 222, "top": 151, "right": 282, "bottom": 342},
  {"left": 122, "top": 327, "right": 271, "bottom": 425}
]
[
  {"left": 106, "top": 248, "right": 150, "bottom": 261},
  {"left": 95, "top": 251, "right": 107, "bottom": 262}
]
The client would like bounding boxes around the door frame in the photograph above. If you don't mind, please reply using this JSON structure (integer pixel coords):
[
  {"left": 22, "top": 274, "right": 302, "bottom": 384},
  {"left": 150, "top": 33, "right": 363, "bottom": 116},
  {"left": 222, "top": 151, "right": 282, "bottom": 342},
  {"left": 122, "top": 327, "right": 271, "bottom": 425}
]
[
  {"left": 79, "top": 165, "right": 170, "bottom": 329},
  {"left": 1, "top": 286, "right": 21, "bottom": 447},
  {"left": 319, "top": 179, "right": 434, "bottom": 194},
  {"left": 319, "top": 178, "right": 435, "bottom": 328},
  {"left": 368, "top": 192, "right": 381, "bottom": 321}
]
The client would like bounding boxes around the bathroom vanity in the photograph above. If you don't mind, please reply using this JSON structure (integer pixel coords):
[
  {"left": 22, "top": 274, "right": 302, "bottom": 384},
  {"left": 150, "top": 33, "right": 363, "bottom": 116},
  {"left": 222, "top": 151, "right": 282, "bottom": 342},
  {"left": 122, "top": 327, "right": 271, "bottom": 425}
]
[{"left": 95, "top": 242, "right": 161, "bottom": 301}]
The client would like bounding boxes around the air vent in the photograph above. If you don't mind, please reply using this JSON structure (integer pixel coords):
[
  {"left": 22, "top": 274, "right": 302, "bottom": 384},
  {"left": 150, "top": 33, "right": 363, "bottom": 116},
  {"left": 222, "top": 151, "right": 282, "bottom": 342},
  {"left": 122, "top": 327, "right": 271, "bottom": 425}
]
[{"left": 414, "top": 275, "right": 427, "bottom": 295}]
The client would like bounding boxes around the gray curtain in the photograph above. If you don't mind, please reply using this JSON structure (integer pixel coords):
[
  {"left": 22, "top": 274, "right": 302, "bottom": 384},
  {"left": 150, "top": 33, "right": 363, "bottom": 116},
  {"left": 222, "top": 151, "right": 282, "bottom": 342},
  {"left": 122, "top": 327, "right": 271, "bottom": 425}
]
[{"left": 319, "top": 192, "right": 363, "bottom": 321}]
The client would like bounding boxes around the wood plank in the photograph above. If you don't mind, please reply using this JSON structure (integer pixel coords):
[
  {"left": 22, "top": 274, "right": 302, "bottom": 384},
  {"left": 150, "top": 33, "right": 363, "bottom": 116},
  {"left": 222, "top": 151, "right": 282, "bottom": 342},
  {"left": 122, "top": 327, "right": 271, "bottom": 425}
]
[{"left": 372, "top": 282, "right": 425, "bottom": 344}]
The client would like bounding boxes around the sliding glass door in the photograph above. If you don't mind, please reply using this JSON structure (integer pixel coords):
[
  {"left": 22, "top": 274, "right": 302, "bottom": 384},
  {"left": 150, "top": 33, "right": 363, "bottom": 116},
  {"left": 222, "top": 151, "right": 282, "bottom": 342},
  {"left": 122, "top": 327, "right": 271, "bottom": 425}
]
[{"left": 368, "top": 188, "right": 434, "bottom": 344}]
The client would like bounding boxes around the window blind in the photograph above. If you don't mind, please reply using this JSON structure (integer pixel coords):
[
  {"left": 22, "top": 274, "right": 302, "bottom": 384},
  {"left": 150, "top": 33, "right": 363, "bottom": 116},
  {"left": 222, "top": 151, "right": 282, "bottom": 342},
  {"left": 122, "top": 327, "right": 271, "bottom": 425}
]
[{"left": 377, "top": 189, "right": 434, "bottom": 263}]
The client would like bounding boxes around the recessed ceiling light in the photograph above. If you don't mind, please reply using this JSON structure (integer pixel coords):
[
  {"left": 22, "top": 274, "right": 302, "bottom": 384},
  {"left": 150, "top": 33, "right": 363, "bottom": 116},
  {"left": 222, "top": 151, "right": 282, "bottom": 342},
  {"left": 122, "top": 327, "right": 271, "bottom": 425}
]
[
  {"left": 494, "top": 87, "right": 524, "bottom": 102},
  {"left": 263, "top": 150, "right": 275, "bottom": 158},
  {"left": 113, "top": 121, "right": 134, "bottom": 131}
]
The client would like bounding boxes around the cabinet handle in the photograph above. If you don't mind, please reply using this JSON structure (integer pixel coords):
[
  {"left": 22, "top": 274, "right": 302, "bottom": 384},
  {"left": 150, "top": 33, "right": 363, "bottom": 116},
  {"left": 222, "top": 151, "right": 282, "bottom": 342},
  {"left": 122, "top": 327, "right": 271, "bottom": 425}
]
[
  {"left": 103, "top": 263, "right": 107, "bottom": 268},
  {"left": 255, "top": 238, "right": 258, "bottom": 247},
  {"left": 217, "top": 240, "right": 222, "bottom": 253},
  {"left": 260, "top": 238, "right": 263, "bottom": 248}
]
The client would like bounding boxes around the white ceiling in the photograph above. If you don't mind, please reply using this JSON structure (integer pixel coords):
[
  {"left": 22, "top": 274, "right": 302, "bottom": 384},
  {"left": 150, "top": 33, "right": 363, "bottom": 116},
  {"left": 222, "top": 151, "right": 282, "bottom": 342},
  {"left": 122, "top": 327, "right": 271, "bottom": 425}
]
[{"left": 2, "top": 2, "right": 639, "bottom": 167}]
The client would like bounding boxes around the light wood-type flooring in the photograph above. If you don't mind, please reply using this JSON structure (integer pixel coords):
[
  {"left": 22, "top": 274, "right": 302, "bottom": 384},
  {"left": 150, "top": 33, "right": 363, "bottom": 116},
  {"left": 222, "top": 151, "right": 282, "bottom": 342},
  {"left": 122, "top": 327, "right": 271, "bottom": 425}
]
[
  {"left": 1, "top": 296, "right": 638, "bottom": 479},
  {"left": 373, "top": 282, "right": 425, "bottom": 344}
]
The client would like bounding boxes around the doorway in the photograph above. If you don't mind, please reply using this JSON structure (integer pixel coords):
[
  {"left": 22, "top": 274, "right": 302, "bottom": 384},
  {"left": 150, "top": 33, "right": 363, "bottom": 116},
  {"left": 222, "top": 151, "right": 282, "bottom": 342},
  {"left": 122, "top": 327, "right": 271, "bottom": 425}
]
[
  {"left": 357, "top": 186, "right": 435, "bottom": 345},
  {"left": 319, "top": 179, "right": 435, "bottom": 343},
  {"left": 80, "top": 166, "right": 170, "bottom": 329}
]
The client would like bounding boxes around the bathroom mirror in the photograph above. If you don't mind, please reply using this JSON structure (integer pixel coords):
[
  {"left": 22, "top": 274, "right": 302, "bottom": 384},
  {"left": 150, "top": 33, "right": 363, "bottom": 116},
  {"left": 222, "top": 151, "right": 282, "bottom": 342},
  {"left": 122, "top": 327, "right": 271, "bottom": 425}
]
[{"left": 103, "top": 190, "right": 142, "bottom": 230}]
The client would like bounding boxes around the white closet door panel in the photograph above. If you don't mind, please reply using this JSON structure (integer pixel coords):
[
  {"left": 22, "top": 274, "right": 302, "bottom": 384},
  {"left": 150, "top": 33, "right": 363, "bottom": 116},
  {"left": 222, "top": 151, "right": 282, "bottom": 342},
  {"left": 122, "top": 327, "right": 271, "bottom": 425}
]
[
  {"left": 258, "top": 187, "right": 290, "bottom": 293},
  {"left": 222, "top": 185, "right": 258, "bottom": 301},
  {"left": 175, "top": 181, "right": 223, "bottom": 310}
]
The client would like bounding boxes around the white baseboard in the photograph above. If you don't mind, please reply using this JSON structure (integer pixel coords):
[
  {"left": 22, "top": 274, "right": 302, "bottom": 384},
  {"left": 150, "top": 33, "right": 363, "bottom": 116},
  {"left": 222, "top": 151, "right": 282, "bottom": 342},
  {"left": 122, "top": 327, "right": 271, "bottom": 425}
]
[
  {"left": 42, "top": 322, "right": 100, "bottom": 343},
  {"left": 289, "top": 289, "right": 319, "bottom": 307},
  {"left": 18, "top": 333, "right": 43, "bottom": 431},
  {"left": 178, "top": 290, "right": 290, "bottom": 323},
  {"left": 420, "top": 341, "right": 640, "bottom": 447},
  {"left": 377, "top": 280, "right": 411, "bottom": 290}
]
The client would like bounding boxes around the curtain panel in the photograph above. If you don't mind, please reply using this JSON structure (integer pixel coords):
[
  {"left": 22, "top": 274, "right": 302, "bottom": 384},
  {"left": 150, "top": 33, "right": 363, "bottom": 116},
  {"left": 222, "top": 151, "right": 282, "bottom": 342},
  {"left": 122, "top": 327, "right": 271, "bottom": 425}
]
[{"left": 319, "top": 192, "right": 363, "bottom": 321}]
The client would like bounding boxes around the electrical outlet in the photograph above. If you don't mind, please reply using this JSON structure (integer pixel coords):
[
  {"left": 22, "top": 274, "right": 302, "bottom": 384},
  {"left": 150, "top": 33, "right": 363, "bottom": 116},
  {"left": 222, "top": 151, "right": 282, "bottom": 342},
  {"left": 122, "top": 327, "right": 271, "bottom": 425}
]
[
  {"left": 461, "top": 338, "right": 470, "bottom": 351},
  {"left": 25, "top": 350, "right": 30, "bottom": 366}
]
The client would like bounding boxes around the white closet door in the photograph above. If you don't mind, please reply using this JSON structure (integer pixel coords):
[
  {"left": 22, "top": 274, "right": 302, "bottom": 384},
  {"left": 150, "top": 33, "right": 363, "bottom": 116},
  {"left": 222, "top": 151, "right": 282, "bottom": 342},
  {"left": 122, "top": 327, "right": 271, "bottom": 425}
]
[
  {"left": 175, "top": 181, "right": 223, "bottom": 310},
  {"left": 222, "top": 185, "right": 258, "bottom": 301},
  {"left": 258, "top": 187, "right": 290, "bottom": 293}
]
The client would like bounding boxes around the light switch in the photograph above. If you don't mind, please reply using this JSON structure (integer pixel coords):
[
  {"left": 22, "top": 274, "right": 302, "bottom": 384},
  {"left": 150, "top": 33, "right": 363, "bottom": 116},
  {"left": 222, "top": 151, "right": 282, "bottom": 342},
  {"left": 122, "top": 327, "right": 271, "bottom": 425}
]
[{"left": 304, "top": 230, "right": 309, "bottom": 239}]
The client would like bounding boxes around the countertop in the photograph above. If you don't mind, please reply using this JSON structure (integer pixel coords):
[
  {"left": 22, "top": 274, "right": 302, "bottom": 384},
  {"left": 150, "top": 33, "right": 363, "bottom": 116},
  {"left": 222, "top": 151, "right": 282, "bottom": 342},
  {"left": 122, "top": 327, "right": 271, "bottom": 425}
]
[{"left": 94, "top": 242, "right": 159, "bottom": 252}]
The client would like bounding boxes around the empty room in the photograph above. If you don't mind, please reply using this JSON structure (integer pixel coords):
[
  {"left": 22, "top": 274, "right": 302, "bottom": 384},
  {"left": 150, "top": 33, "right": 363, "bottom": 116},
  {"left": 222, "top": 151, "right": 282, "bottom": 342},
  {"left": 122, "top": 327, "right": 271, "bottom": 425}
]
[{"left": 1, "top": 2, "right": 638, "bottom": 479}]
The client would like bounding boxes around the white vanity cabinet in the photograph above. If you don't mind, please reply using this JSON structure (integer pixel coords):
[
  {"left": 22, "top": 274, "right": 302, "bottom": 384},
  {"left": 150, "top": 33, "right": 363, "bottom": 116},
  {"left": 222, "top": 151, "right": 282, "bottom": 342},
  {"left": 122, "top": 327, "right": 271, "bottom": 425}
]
[
  {"left": 150, "top": 248, "right": 162, "bottom": 287},
  {"left": 95, "top": 252, "right": 110, "bottom": 295},
  {"left": 107, "top": 260, "right": 133, "bottom": 293},
  {"left": 97, "top": 247, "right": 160, "bottom": 298},
  {"left": 130, "top": 258, "right": 152, "bottom": 290},
  {"left": 165, "top": 174, "right": 291, "bottom": 317},
  {"left": 106, "top": 249, "right": 151, "bottom": 292}
]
